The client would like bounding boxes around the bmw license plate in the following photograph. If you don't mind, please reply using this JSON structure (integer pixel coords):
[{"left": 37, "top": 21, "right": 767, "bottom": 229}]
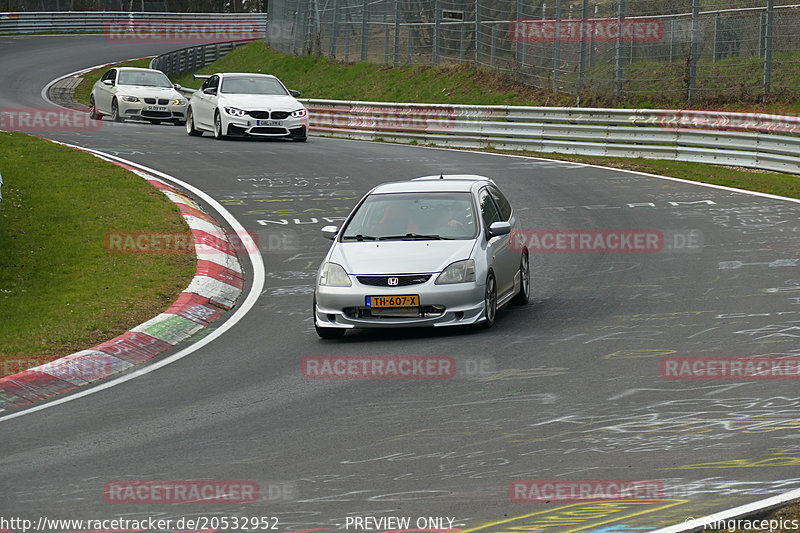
[
  {"left": 366, "top": 295, "right": 419, "bottom": 308},
  {"left": 146, "top": 105, "right": 167, "bottom": 111},
  {"left": 257, "top": 119, "right": 282, "bottom": 126}
]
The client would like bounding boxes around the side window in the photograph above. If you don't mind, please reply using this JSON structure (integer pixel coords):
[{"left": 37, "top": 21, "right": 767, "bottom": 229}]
[
  {"left": 101, "top": 69, "right": 116, "bottom": 83},
  {"left": 201, "top": 76, "right": 218, "bottom": 91},
  {"left": 479, "top": 188, "right": 502, "bottom": 229},
  {"left": 488, "top": 186, "right": 512, "bottom": 221}
]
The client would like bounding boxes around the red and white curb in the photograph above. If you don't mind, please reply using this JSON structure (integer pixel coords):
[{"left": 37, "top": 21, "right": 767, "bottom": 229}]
[{"left": 0, "top": 152, "right": 244, "bottom": 412}]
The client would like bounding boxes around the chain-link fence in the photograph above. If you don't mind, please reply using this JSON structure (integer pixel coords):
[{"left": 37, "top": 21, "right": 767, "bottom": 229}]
[{"left": 265, "top": 0, "right": 800, "bottom": 105}]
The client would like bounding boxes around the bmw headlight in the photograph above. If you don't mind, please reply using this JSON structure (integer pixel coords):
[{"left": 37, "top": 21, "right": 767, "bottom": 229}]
[
  {"left": 435, "top": 259, "right": 476, "bottom": 284},
  {"left": 172, "top": 99, "right": 186, "bottom": 106},
  {"left": 291, "top": 108, "right": 307, "bottom": 118},
  {"left": 121, "top": 96, "right": 139, "bottom": 103},
  {"left": 318, "top": 262, "right": 351, "bottom": 287},
  {"left": 224, "top": 107, "right": 247, "bottom": 117}
]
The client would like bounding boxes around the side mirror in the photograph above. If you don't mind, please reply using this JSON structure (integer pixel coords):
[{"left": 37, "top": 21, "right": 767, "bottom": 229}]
[
  {"left": 488, "top": 221, "right": 511, "bottom": 238},
  {"left": 289, "top": 89, "right": 301, "bottom": 97},
  {"left": 102, "top": 79, "right": 114, "bottom": 86},
  {"left": 173, "top": 84, "right": 182, "bottom": 90},
  {"left": 203, "top": 87, "right": 217, "bottom": 95},
  {"left": 321, "top": 225, "right": 339, "bottom": 240}
]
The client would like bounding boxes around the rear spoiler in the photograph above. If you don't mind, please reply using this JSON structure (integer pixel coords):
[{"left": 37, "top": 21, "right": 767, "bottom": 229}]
[{"left": 193, "top": 74, "right": 211, "bottom": 79}]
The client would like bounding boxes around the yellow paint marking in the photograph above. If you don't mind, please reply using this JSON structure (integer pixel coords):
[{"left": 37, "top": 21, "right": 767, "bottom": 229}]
[
  {"left": 666, "top": 449, "right": 800, "bottom": 470},
  {"left": 459, "top": 499, "right": 687, "bottom": 533}
]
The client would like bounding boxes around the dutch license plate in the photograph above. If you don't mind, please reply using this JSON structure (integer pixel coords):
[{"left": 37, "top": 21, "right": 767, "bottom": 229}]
[
  {"left": 366, "top": 295, "right": 419, "bottom": 308},
  {"left": 257, "top": 119, "right": 282, "bottom": 126},
  {"left": 146, "top": 105, "right": 167, "bottom": 111}
]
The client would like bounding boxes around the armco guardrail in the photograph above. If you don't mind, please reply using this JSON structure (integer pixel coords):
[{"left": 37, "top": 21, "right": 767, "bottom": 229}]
[
  {"left": 304, "top": 100, "right": 800, "bottom": 175},
  {"left": 0, "top": 11, "right": 264, "bottom": 35},
  {"left": 150, "top": 39, "right": 255, "bottom": 77}
]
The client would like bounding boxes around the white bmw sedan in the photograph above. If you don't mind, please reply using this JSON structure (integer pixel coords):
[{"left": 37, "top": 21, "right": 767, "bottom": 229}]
[
  {"left": 185, "top": 72, "right": 308, "bottom": 141},
  {"left": 89, "top": 67, "right": 187, "bottom": 125},
  {"left": 313, "top": 175, "right": 530, "bottom": 339}
]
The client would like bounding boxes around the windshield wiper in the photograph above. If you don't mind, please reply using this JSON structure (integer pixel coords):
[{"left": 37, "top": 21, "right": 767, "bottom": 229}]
[
  {"left": 378, "top": 233, "right": 452, "bottom": 240},
  {"left": 341, "top": 234, "right": 379, "bottom": 241}
]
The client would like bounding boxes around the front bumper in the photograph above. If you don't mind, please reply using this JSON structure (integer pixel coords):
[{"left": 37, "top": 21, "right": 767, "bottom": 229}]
[
  {"left": 120, "top": 101, "right": 187, "bottom": 122},
  {"left": 222, "top": 113, "right": 307, "bottom": 138},
  {"left": 315, "top": 278, "right": 487, "bottom": 329}
]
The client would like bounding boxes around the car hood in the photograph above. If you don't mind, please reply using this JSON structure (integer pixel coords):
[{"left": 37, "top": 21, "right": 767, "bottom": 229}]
[
  {"left": 330, "top": 240, "right": 477, "bottom": 275},
  {"left": 218, "top": 94, "right": 302, "bottom": 111},
  {"left": 117, "top": 86, "right": 181, "bottom": 99}
]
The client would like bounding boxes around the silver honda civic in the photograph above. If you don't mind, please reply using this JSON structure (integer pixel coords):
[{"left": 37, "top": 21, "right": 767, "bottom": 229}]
[{"left": 313, "top": 175, "right": 530, "bottom": 338}]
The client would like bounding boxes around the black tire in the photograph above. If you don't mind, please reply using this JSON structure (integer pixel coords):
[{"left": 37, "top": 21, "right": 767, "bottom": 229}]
[
  {"left": 186, "top": 107, "right": 202, "bottom": 137},
  {"left": 313, "top": 296, "right": 345, "bottom": 339},
  {"left": 213, "top": 111, "right": 225, "bottom": 140},
  {"left": 510, "top": 250, "right": 530, "bottom": 305},
  {"left": 88, "top": 95, "right": 102, "bottom": 120},
  {"left": 110, "top": 99, "right": 123, "bottom": 123},
  {"left": 482, "top": 271, "right": 497, "bottom": 328}
]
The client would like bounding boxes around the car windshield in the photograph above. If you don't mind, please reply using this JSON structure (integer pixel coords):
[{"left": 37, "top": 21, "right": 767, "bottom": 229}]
[
  {"left": 341, "top": 192, "right": 477, "bottom": 241},
  {"left": 220, "top": 77, "right": 288, "bottom": 95},
  {"left": 117, "top": 70, "right": 172, "bottom": 88}
]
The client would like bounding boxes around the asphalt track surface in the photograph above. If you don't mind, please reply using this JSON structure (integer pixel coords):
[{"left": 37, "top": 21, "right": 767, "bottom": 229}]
[{"left": 1, "top": 34, "right": 800, "bottom": 532}]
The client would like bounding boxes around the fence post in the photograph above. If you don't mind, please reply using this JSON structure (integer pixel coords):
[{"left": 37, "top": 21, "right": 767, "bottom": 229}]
[
  {"left": 613, "top": 0, "right": 625, "bottom": 97},
  {"left": 384, "top": 19, "right": 390, "bottom": 64},
  {"left": 408, "top": 26, "right": 413, "bottom": 63},
  {"left": 764, "top": 0, "right": 774, "bottom": 97},
  {"left": 516, "top": 0, "right": 523, "bottom": 71},
  {"left": 393, "top": 0, "right": 400, "bottom": 66},
  {"left": 360, "top": 0, "right": 368, "bottom": 61},
  {"left": 434, "top": 0, "right": 441, "bottom": 65},
  {"left": 330, "top": 0, "right": 339, "bottom": 58},
  {"left": 460, "top": 23, "right": 466, "bottom": 63},
  {"left": 475, "top": 0, "right": 481, "bottom": 64},
  {"left": 577, "top": 0, "right": 588, "bottom": 97},
  {"left": 713, "top": 12, "right": 719, "bottom": 62},
  {"left": 490, "top": 23, "right": 497, "bottom": 67},
  {"left": 553, "top": 0, "right": 562, "bottom": 91},
  {"left": 688, "top": 0, "right": 699, "bottom": 102}
]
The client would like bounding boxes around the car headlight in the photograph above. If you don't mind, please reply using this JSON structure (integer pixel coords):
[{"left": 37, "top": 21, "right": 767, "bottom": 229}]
[
  {"left": 435, "top": 259, "right": 476, "bottom": 284},
  {"left": 172, "top": 99, "right": 186, "bottom": 106},
  {"left": 291, "top": 108, "right": 307, "bottom": 118},
  {"left": 120, "top": 96, "right": 139, "bottom": 103},
  {"left": 318, "top": 262, "right": 351, "bottom": 287},
  {"left": 224, "top": 107, "right": 247, "bottom": 117}
]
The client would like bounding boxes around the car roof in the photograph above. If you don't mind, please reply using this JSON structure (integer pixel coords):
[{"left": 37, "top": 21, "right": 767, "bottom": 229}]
[
  {"left": 215, "top": 72, "right": 279, "bottom": 80},
  {"left": 371, "top": 175, "right": 495, "bottom": 194},
  {"left": 116, "top": 67, "right": 164, "bottom": 73}
]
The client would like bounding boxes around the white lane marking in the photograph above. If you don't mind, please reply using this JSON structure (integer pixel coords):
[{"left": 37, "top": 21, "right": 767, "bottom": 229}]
[{"left": 0, "top": 147, "right": 265, "bottom": 424}]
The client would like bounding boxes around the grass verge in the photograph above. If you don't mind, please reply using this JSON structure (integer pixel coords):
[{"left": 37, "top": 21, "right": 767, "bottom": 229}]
[{"left": 0, "top": 132, "right": 195, "bottom": 373}]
